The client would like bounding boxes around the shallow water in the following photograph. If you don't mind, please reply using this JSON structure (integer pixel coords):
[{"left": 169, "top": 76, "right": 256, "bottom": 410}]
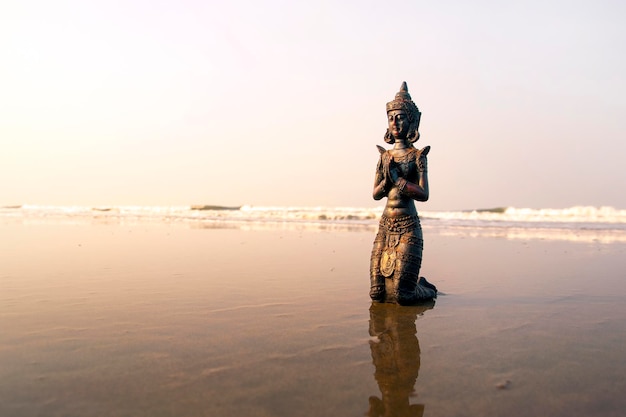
[{"left": 1, "top": 221, "right": 625, "bottom": 416}]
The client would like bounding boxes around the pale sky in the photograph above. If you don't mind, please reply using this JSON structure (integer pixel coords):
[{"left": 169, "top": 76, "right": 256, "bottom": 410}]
[{"left": 1, "top": 0, "right": 625, "bottom": 210}]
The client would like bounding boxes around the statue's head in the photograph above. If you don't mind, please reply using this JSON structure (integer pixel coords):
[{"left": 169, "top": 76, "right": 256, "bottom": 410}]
[{"left": 384, "top": 82, "right": 421, "bottom": 144}]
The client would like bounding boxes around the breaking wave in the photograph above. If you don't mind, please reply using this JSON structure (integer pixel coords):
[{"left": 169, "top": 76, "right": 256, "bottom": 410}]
[{"left": 2, "top": 204, "right": 626, "bottom": 242}]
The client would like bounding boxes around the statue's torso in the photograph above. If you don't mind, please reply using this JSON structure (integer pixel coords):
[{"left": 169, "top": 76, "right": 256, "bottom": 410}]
[{"left": 383, "top": 148, "right": 419, "bottom": 217}]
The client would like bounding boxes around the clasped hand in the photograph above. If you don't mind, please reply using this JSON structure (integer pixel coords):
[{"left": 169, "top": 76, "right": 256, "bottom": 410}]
[
  {"left": 380, "top": 153, "right": 401, "bottom": 188},
  {"left": 379, "top": 149, "right": 428, "bottom": 190}
]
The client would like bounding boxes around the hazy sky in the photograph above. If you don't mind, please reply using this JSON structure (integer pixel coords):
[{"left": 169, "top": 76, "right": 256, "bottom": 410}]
[{"left": 2, "top": 0, "right": 625, "bottom": 210}]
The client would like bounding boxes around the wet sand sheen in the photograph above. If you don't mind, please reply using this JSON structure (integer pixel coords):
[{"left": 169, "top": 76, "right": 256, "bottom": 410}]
[{"left": 1, "top": 221, "right": 626, "bottom": 416}]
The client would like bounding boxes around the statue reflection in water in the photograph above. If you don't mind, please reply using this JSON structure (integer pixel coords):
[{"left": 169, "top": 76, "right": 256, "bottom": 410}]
[{"left": 367, "top": 301, "right": 434, "bottom": 417}]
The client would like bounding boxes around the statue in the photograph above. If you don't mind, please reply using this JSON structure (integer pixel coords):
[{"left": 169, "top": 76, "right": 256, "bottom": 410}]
[{"left": 370, "top": 82, "right": 437, "bottom": 304}]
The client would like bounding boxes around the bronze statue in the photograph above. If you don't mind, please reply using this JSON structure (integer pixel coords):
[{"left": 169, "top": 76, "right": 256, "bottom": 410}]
[{"left": 370, "top": 82, "right": 437, "bottom": 304}]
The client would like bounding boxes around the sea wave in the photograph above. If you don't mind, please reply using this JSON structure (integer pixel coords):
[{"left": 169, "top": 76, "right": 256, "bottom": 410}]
[
  {"left": 421, "top": 206, "right": 626, "bottom": 227},
  {"left": 2, "top": 205, "right": 626, "bottom": 242},
  {"left": 2, "top": 204, "right": 626, "bottom": 224}
]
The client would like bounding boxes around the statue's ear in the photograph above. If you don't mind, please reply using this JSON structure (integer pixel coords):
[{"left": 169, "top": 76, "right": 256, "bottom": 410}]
[
  {"left": 407, "top": 128, "right": 420, "bottom": 144},
  {"left": 384, "top": 129, "right": 395, "bottom": 144}
]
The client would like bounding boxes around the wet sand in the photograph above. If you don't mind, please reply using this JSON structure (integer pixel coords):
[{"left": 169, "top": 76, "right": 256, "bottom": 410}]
[{"left": 1, "top": 220, "right": 626, "bottom": 416}]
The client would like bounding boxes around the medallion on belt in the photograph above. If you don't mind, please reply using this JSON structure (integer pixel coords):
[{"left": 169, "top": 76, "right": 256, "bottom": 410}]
[{"left": 380, "top": 248, "right": 396, "bottom": 277}]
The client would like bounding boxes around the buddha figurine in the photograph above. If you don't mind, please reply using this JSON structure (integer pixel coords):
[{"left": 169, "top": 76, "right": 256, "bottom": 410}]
[{"left": 369, "top": 82, "right": 437, "bottom": 304}]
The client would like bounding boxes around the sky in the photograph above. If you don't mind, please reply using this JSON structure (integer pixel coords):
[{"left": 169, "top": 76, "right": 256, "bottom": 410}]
[{"left": 1, "top": 0, "right": 625, "bottom": 210}]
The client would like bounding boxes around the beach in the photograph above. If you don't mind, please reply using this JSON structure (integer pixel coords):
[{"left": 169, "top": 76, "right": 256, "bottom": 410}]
[{"left": 2, "top": 215, "right": 626, "bottom": 417}]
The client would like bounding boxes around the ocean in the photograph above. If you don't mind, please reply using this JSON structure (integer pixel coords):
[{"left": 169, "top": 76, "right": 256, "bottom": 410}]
[{"left": 3, "top": 204, "right": 626, "bottom": 243}]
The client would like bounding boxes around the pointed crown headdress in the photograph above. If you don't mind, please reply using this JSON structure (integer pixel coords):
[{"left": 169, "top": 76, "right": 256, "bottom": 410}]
[{"left": 386, "top": 81, "right": 421, "bottom": 126}]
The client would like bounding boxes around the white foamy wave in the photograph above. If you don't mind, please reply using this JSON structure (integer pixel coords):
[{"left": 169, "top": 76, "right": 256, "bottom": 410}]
[
  {"left": 2, "top": 205, "right": 381, "bottom": 226},
  {"left": 239, "top": 205, "right": 380, "bottom": 223},
  {"left": 2, "top": 204, "right": 626, "bottom": 242},
  {"left": 421, "top": 206, "right": 626, "bottom": 228}
]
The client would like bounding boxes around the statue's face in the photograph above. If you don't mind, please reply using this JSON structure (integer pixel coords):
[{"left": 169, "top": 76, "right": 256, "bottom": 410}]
[{"left": 388, "top": 109, "right": 409, "bottom": 139}]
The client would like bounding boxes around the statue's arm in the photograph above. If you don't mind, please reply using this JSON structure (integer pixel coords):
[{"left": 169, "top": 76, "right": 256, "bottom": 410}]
[
  {"left": 372, "top": 155, "right": 388, "bottom": 200},
  {"left": 398, "top": 170, "right": 429, "bottom": 202}
]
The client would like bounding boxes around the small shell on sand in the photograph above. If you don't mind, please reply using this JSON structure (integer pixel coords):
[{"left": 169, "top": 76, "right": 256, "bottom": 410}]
[{"left": 496, "top": 380, "right": 512, "bottom": 390}]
